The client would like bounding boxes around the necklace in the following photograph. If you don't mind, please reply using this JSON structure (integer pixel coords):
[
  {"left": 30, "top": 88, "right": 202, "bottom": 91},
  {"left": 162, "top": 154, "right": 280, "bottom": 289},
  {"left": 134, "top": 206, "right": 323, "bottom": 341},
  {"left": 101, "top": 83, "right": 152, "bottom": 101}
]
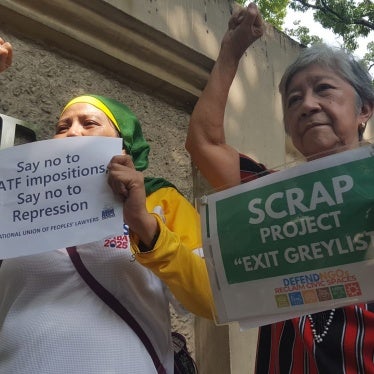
[{"left": 307, "top": 309, "right": 335, "bottom": 343}]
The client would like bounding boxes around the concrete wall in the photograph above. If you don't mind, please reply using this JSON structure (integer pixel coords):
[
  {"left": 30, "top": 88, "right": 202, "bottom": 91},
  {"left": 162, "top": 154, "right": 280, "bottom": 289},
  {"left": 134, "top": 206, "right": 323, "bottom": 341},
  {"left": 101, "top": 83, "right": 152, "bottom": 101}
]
[
  {"left": 102, "top": 0, "right": 304, "bottom": 168},
  {"left": 0, "top": 1, "right": 311, "bottom": 373}
]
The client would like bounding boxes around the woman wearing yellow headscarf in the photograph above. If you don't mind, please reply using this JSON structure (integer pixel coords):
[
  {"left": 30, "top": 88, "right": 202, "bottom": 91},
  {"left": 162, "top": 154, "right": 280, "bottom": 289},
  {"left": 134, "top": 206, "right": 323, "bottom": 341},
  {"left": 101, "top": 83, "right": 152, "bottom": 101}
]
[
  {"left": 0, "top": 48, "right": 212, "bottom": 374},
  {"left": 59, "top": 94, "right": 212, "bottom": 317}
]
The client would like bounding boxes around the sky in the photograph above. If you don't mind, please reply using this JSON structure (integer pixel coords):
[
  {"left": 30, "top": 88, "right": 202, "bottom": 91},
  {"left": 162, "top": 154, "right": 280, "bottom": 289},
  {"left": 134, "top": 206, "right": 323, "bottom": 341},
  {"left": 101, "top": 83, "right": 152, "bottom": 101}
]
[
  {"left": 242, "top": 1, "right": 372, "bottom": 60},
  {"left": 283, "top": 7, "right": 371, "bottom": 60}
]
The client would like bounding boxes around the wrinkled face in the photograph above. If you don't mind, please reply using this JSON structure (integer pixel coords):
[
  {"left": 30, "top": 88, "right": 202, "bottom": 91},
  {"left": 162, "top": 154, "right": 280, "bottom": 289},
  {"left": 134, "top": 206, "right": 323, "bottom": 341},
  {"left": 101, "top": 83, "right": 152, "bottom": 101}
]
[
  {"left": 284, "top": 64, "right": 371, "bottom": 160},
  {"left": 54, "top": 103, "right": 119, "bottom": 139}
]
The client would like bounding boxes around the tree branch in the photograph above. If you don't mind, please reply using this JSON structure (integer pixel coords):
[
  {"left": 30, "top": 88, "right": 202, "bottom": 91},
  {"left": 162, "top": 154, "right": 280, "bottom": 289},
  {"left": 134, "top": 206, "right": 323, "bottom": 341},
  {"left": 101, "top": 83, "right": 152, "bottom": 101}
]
[
  {"left": 354, "top": 18, "right": 374, "bottom": 30},
  {"left": 294, "top": 0, "right": 374, "bottom": 30}
]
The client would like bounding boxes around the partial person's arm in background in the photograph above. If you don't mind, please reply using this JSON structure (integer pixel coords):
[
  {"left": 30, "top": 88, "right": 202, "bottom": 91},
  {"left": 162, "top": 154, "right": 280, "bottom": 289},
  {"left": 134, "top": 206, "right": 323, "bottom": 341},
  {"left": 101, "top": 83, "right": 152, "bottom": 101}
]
[
  {"left": 186, "top": 3, "right": 263, "bottom": 190},
  {"left": 0, "top": 37, "right": 12, "bottom": 73}
]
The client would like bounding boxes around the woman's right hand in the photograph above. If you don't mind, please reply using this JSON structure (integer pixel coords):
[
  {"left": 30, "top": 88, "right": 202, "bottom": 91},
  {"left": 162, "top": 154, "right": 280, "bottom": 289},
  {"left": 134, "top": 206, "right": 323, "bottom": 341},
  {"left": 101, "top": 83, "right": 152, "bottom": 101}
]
[
  {"left": 222, "top": 2, "right": 264, "bottom": 61},
  {"left": 0, "top": 37, "right": 13, "bottom": 73}
]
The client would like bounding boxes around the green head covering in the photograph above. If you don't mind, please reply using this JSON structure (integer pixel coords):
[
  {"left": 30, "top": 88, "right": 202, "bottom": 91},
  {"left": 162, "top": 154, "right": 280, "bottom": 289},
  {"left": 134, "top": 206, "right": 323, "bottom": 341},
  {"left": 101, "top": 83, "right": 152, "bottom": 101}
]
[{"left": 62, "top": 94, "right": 176, "bottom": 196}]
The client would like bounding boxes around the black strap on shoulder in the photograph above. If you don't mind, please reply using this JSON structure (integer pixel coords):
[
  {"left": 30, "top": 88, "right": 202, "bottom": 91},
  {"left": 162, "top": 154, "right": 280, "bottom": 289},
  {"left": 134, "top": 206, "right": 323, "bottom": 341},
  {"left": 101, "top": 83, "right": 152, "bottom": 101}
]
[
  {"left": 239, "top": 154, "right": 268, "bottom": 174},
  {"left": 66, "top": 246, "right": 166, "bottom": 374}
]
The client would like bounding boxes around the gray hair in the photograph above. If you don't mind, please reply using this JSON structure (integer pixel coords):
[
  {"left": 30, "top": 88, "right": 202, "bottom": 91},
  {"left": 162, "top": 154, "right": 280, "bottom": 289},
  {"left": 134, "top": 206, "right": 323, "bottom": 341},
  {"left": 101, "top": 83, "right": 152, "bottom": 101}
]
[{"left": 279, "top": 44, "right": 374, "bottom": 114}]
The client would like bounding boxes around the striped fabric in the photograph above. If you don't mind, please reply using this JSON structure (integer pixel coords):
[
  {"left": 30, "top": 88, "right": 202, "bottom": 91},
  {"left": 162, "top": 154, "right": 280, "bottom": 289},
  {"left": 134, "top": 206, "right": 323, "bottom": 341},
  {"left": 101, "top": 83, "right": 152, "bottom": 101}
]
[
  {"left": 256, "top": 305, "right": 374, "bottom": 374},
  {"left": 239, "top": 154, "right": 374, "bottom": 374}
]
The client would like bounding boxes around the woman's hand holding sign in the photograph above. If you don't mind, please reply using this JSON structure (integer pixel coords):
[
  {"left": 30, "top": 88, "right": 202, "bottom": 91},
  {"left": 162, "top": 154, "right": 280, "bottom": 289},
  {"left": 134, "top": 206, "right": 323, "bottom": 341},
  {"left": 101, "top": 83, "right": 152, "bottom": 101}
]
[{"left": 107, "top": 154, "right": 159, "bottom": 250}]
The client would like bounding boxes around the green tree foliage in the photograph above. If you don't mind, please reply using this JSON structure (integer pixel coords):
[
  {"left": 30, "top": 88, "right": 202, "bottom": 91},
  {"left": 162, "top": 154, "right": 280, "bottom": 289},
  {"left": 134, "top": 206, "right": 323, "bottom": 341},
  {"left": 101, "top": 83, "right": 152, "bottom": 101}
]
[
  {"left": 285, "top": 20, "right": 323, "bottom": 45},
  {"left": 363, "top": 41, "right": 374, "bottom": 71},
  {"left": 235, "top": 0, "right": 289, "bottom": 29},
  {"left": 289, "top": 0, "right": 373, "bottom": 71},
  {"left": 290, "top": 1, "right": 373, "bottom": 51},
  {"left": 235, "top": 0, "right": 373, "bottom": 71}
]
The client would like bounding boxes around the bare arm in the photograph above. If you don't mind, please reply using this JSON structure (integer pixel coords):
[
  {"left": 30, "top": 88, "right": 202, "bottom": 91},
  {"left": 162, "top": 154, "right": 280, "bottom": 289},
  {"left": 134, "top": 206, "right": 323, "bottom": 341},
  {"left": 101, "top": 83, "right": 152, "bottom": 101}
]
[
  {"left": 0, "top": 37, "right": 12, "bottom": 72},
  {"left": 186, "top": 3, "right": 263, "bottom": 190}
]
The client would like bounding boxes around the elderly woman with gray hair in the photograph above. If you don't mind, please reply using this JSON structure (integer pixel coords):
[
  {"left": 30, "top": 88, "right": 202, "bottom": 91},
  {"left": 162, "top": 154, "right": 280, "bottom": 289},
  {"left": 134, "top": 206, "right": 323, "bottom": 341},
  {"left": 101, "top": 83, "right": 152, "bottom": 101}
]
[{"left": 186, "top": 2, "right": 374, "bottom": 373}]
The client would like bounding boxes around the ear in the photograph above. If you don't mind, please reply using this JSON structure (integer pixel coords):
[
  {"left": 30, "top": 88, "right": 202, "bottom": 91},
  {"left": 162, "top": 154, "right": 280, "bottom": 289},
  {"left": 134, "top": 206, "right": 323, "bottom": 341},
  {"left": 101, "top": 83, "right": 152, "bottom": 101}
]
[{"left": 358, "top": 101, "right": 374, "bottom": 124}]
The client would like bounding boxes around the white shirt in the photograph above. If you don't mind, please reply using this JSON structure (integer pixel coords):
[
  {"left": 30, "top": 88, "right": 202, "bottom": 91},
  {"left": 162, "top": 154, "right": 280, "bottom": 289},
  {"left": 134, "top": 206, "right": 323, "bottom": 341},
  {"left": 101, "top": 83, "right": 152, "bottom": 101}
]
[{"left": 0, "top": 235, "right": 174, "bottom": 373}]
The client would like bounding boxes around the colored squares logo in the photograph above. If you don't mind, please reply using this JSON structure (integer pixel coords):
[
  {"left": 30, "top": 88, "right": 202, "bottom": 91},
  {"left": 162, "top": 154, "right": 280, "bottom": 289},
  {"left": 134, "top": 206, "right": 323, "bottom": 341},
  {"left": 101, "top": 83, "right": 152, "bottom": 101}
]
[
  {"left": 275, "top": 294, "right": 290, "bottom": 308},
  {"left": 330, "top": 285, "right": 347, "bottom": 299},
  {"left": 288, "top": 292, "right": 304, "bottom": 306},
  {"left": 345, "top": 282, "right": 362, "bottom": 297},
  {"left": 302, "top": 290, "right": 318, "bottom": 304},
  {"left": 316, "top": 287, "right": 332, "bottom": 301}
]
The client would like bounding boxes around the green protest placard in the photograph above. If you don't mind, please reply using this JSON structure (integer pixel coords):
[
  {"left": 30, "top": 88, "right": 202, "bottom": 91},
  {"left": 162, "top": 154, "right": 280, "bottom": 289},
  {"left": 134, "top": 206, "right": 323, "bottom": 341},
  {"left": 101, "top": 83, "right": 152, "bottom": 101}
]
[
  {"left": 217, "top": 156, "right": 374, "bottom": 283},
  {"left": 202, "top": 145, "right": 374, "bottom": 327}
]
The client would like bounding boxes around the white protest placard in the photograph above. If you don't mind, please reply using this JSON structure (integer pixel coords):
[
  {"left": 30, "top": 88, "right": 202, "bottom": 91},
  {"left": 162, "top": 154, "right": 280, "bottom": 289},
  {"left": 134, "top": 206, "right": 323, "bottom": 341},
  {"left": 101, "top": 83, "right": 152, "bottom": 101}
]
[
  {"left": 201, "top": 144, "right": 374, "bottom": 329},
  {"left": 0, "top": 136, "right": 123, "bottom": 258}
]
